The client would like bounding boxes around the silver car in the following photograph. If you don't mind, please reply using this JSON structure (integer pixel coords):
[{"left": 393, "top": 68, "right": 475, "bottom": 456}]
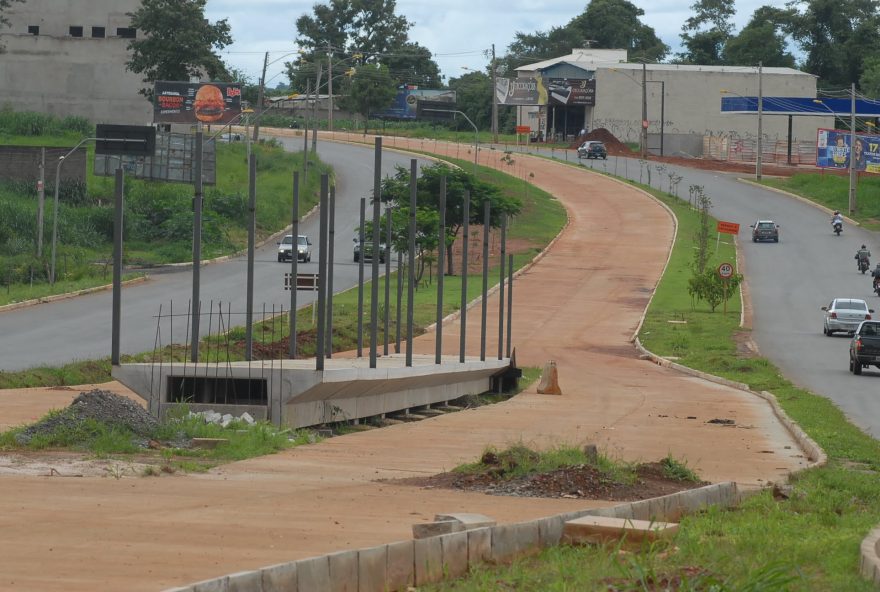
[
  {"left": 822, "top": 298, "right": 874, "bottom": 336},
  {"left": 277, "top": 234, "right": 312, "bottom": 263}
]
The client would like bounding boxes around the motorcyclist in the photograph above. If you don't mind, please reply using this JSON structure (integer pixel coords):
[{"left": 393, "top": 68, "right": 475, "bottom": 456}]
[
  {"left": 856, "top": 244, "right": 872, "bottom": 270},
  {"left": 872, "top": 263, "right": 880, "bottom": 292},
  {"left": 832, "top": 211, "right": 844, "bottom": 227}
]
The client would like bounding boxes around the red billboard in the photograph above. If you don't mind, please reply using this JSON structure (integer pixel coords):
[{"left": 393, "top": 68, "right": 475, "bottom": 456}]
[{"left": 153, "top": 81, "right": 242, "bottom": 124}]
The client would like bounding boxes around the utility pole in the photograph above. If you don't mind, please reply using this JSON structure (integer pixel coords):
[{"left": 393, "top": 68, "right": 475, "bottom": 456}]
[
  {"left": 312, "top": 64, "right": 323, "bottom": 152},
  {"left": 37, "top": 148, "right": 45, "bottom": 257},
  {"left": 640, "top": 62, "right": 648, "bottom": 159},
  {"left": 252, "top": 51, "right": 269, "bottom": 143},
  {"left": 849, "top": 82, "right": 857, "bottom": 214},
  {"left": 491, "top": 44, "right": 498, "bottom": 143},
  {"left": 327, "top": 43, "right": 334, "bottom": 132},
  {"left": 756, "top": 61, "right": 763, "bottom": 182}
]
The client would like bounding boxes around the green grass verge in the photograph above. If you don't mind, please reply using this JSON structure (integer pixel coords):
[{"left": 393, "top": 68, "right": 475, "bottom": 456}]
[
  {"left": 0, "top": 273, "right": 144, "bottom": 307},
  {"left": 762, "top": 172, "right": 880, "bottom": 230},
  {"left": 423, "top": 179, "right": 880, "bottom": 591}
]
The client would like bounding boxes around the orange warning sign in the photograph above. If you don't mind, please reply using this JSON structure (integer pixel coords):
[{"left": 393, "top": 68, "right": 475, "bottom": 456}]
[{"left": 716, "top": 221, "right": 740, "bottom": 235}]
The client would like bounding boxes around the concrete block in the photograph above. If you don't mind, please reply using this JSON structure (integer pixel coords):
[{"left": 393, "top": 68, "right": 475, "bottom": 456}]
[
  {"left": 515, "top": 521, "right": 542, "bottom": 555},
  {"left": 161, "top": 587, "right": 195, "bottom": 592},
  {"left": 467, "top": 527, "right": 492, "bottom": 567},
  {"left": 328, "top": 550, "right": 358, "bottom": 592},
  {"left": 413, "top": 519, "right": 464, "bottom": 539},
  {"left": 414, "top": 536, "right": 443, "bottom": 585},
  {"left": 227, "top": 570, "right": 263, "bottom": 592},
  {"left": 261, "top": 561, "right": 298, "bottom": 592},
  {"left": 440, "top": 532, "right": 468, "bottom": 579},
  {"left": 562, "top": 516, "right": 678, "bottom": 547},
  {"left": 193, "top": 578, "right": 228, "bottom": 592},
  {"left": 490, "top": 521, "right": 541, "bottom": 563},
  {"left": 297, "top": 556, "right": 330, "bottom": 591},
  {"left": 537, "top": 515, "right": 565, "bottom": 547},
  {"left": 434, "top": 512, "right": 497, "bottom": 530},
  {"left": 385, "top": 540, "right": 414, "bottom": 590},
  {"left": 357, "top": 545, "right": 387, "bottom": 592}
]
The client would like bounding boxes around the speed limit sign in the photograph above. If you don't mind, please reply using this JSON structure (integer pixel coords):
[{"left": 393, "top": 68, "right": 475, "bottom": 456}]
[{"left": 718, "top": 262, "right": 734, "bottom": 279}]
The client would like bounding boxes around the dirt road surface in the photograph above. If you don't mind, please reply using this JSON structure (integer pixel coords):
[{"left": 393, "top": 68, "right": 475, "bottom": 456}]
[{"left": 0, "top": 136, "right": 810, "bottom": 591}]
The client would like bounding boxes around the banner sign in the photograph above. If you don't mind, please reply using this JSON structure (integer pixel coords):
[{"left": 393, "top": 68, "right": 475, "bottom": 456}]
[
  {"left": 547, "top": 78, "right": 596, "bottom": 106},
  {"left": 495, "top": 77, "right": 548, "bottom": 106},
  {"left": 153, "top": 81, "right": 242, "bottom": 124},
  {"left": 716, "top": 221, "right": 740, "bottom": 235},
  {"left": 816, "top": 128, "right": 880, "bottom": 173},
  {"left": 372, "top": 88, "right": 456, "bottom": 120}
]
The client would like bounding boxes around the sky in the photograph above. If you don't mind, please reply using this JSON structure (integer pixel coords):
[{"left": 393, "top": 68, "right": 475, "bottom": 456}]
[{"left": 204, "top": 0, "right": 769, "bottom": 89}]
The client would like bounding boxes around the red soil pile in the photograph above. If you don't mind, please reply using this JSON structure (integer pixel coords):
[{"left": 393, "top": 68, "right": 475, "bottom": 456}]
[{"left": 571, "top": 128, "right": 634, "bottom": 156}]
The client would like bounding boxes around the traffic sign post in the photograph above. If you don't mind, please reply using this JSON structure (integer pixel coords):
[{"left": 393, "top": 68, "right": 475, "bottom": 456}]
[
  {"left": 285, "top": 272, "right": 319, "bottom": 325},
  {"left": 718, "top": 262, "right": 734, "bottom": 314},
  {"left": 715, "top": 220, "right": 739, "bottom": 253}
]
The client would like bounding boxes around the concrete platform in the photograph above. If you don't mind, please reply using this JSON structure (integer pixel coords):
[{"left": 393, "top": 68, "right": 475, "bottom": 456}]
[{"left": 112, "top": 354, "right": 510, "bottom": 428}]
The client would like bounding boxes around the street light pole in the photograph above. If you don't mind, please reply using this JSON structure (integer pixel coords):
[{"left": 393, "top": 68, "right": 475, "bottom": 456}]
[
  {"left": 50, "top": 137, "right": 95, "bottom": 284},
  {"left": 756, "top": 61, "right": 763, "bottom": 181},
  {"left": 849, "top": 82, "right": 857, "bottom": 214},
  {"left": 491, "top": 43, "right": 499, "bottom": 143},
  {"left": 641, "top": 62, "right": 648, "bottom": 159}
]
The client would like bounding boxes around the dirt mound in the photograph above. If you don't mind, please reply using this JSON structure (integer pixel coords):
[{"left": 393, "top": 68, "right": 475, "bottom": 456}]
[
  {"left": 15, "top": 389, "right": 158, "bottom": 445},
  {"left": 572, "top": 128, "right": 634, "bottom": 156}
]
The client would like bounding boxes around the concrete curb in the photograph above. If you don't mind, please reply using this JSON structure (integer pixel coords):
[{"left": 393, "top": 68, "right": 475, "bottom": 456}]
[
  {"left": 162, "top": 482, "right": 743, "bottom": 592},
  {"left": 0, "top": 276, "right": 149, "bottom": 313},
  {"left": 860, "top": 527, "right": 880, "bottom": 586},
  {"left": 736, "top": 177, "right": 860, "bottom": 227}
]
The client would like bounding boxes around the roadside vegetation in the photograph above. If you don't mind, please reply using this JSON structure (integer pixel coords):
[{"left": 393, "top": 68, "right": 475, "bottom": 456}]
[
  {"left": 763, "top": 172, "right": 880, "bottom": 230},
  {"left": 0, "top": 109, "right": 330, "bottom": 306},
  {"left": 422, "top": 174, "right": 880, "bottom": 591}
]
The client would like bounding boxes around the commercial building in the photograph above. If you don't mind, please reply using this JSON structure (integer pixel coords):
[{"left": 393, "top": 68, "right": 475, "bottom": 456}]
[
  {"left": 507, "top": 49, "right": 831, "bottom": 159},
  {"left": 0, "top": 0, "right": 152, "bottom": 123}
]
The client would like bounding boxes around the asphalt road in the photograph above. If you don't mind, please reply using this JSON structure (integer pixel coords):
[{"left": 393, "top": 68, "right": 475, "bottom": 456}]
[
  {"left": 0, "top": 139, "right": 427, "bottom": 372},
  {"left": 531, "top": 148, "right": 880, "bottom": 437}
]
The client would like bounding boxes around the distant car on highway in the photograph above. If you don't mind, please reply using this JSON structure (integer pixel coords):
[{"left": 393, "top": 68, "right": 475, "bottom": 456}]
[
  {"left": 277, "top": 234, "right": 312, "bottom": 262},
  {"left": 822, "top": 298, "right": 873, "bottom": 336},
  {"left": 353, "top": 238, "right": 387, "bottom": 263},
  {"left": 750, "top": 220, "right": 779, "bottom": 242},
  {"left": 577, "top": 141, "right": 607, "bottom": 160}
]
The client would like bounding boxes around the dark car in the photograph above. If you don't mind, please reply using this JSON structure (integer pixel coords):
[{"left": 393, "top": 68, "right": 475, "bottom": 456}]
[
  {"left": 577, "top": 141, "right": 607, "bottom": 160},
  {"left": 353, "top": 238, "right": 387, "bottom": 263},
  {"left": 750, "top": 220, "right": 779, "bottom": 243},
  {"left": 850, "top": 320, "right": 880, "bottom": 374}
]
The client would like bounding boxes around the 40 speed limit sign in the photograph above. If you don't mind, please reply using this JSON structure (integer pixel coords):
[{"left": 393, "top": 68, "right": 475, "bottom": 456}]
[{"left": 717, "top": 262, "right": 734, "bottom": 279}]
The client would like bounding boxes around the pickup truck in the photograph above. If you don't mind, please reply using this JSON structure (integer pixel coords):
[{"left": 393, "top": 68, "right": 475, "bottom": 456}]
[{"left": 849, "top": 321, "right": 880, "bottom": 375}]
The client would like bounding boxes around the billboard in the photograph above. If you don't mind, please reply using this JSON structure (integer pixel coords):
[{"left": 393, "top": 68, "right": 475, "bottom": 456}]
[
  {"left": 372, "top": 88, "right": 456, "bottom": 120},
  {"left": 817, "top": 128, "right": 880, "bottom": 173},
  {"left": 154, "top": 81, "right": 242, "bottom": 124},
  {"left": 495, "top": 77, "right": 547, "bottom": 106},
  {"left": 546, "top": 78, "right": 596, "bottom": 106},
  {"left": 94, "top": 132, "right": 216, "bottom": 185}
]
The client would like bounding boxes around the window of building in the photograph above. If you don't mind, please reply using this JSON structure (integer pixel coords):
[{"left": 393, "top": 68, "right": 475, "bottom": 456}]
[
  {"left": 116, "top": 27, "right": 136, "bottom": 39},
  {"left": 91, "top": 26, "right": 105, "bottom": 38},
  {"left": 69, "top": 26, "right": 84, "bottom": 37},
  {"left": 27, "top": 25, "right": 39, "bottom": 35}
]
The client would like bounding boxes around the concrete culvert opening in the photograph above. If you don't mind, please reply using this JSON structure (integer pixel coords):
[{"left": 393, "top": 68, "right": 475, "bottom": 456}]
[{"left": 167, "top": 376, "right": 268, "bottom": 406}]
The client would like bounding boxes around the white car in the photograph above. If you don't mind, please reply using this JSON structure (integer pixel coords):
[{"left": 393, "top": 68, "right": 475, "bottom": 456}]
[
  {"left": 822, "top": 298, "right": 874, "bottom": 336},
  {"left": 277, "top": 234, "right": 312, "bottom": 262}
]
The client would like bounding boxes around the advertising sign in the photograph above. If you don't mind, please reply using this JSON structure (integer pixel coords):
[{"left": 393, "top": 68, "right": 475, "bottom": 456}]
[
  {"left": 546, "top": 78, "right": 596, "bottom": 106},
  {"left": 816, "top": 128, "right": 880, "bottom": 173},
  {"left": 495, "top": 77, "right": 548, "bottom": 106},
  {"left": 372, "top": 88, "right": 456, "bottom": 120},
  {"left": 153, "top": 81, "right": 242, "bottom": 124}
]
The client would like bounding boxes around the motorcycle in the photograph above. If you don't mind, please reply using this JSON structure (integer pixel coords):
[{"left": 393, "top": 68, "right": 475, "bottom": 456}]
[
  {"left": 874, "top": 276, "right": 880, "bottom": 297},
  {"left": 860, "top": 258, "right": 871, "bottom": 274},
  {"left": 833, "top": 221, "right": 843, "bottom": 236}
]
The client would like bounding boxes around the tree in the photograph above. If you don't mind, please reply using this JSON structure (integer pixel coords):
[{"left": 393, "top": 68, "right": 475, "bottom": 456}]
[
  {"left": 723, "top": 6, "right": 796, "bottom": 67},
  {"left": 677, "top": 0, "right": 736, "bottom": 65},
  {"left": 787, "top": 0, "right": 880, "bottom": 88},
  {"left": 380, "top": 163, "right": 523, "bottom": 276},
  {"left": 125, "top": 0, "right": 232, "bottom": 99},
  {"left": 447, "top": 71, "right": 493, "bottom": 131},
  {"left": 860, "top": 55, "right": 880, "bottom": 97},
  {"left": 337, "top": 63, "right": 396, "bottom": 132},
  {"left": 0, "top": 0, "right": 23, "bottom": 53}
]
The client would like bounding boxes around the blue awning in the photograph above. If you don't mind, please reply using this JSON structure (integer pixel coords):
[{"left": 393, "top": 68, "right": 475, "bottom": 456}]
[{"left": 721, "top": 96, "right": 880, "bottom": 117}]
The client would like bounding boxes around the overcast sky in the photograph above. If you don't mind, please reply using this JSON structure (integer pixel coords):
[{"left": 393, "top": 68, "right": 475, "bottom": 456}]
[{"left": 205, "top": 0, "right": 770, "bottom": 88}]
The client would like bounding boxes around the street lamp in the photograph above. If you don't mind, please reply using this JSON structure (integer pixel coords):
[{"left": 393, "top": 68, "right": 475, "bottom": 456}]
[
  {"left": 720, "top": 87, "right": 763, "bottom": 181},
  {"left": 424, "top": 108, "right": 479, "bottom": 175},
  {"left": 50, "top": 137, "right": 97, "bottom": 284}
]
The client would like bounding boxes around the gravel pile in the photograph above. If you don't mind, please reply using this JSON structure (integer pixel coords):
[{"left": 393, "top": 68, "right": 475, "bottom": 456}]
[{"left": 15, "top": 389, "right": 158, "bottom": 445}]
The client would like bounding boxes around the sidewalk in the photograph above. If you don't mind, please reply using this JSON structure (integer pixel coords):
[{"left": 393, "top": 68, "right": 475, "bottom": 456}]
[{"left": 0, "top": 139, "right": 810, "bottom": 592}]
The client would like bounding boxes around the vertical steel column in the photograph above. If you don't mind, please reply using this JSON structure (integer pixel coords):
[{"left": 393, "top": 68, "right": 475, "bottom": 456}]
[
  {"left": 356, "top": 197, "right": 366, "bottom": 357},
  {"left": 111, "top": 166, "right": 124, "bottom": 366},
  {"left": 325, "top": 185, "right": 336, "bottom": 358},
  {"left": 459, "top": 191, "right": 470, "bottom": 363},
  {"left": 506, "top": 253, "right": 513, "bottom": 358},
  {"left": 384, "top": 207, "right": 392, "bottom": 356},
  {"left": 315, "top": 175, "right": 329, "bottom": 370},
  {"left": 289, "top": 172, "right": 299, "bottom": 358},
  {"left": 370, "top": 138, "right": 382, "bottom": 367},
  {"left": 395, "top": 248, "right": 403, "bottom": 353},
  {"left": 190, "top": 129, "right": 204, "bottom": 363},
  {"left": 497, "top": 214, "right": 506, "bottom": 360},
  {"left": 435, "top": 177, "right": 446, "bottom": 364},
  {"left": 480, "top": 200, "right": 490, "bottom": 361},
  {"left": 245, "top": 153, "right": 256, "bottom": 361},
  {"left": 406, "top": 159, "right": 417, "bottom": 367}
]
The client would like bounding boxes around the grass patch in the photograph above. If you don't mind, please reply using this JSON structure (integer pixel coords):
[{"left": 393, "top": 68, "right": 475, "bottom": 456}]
[{"left": 762, "top": 172, "right": 880, "bottom": 230}]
